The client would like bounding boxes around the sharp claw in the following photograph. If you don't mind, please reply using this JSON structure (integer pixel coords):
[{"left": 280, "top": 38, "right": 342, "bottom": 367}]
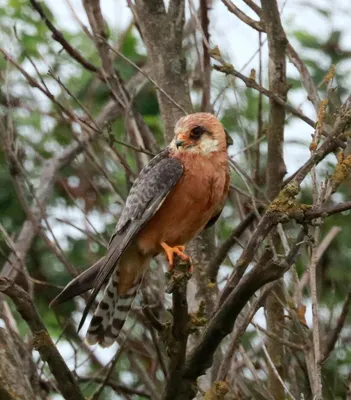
[
  {"left": 161, "top": 242, "right": 191, "bottom": 270},
  {"left": 168, "top": 253, "right": 174, "bottom": 268}
]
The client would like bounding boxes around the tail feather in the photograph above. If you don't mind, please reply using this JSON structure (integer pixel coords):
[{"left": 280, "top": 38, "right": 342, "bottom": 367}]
[{"left": 86, "top": 271, "right": 140, "bottom": 347}]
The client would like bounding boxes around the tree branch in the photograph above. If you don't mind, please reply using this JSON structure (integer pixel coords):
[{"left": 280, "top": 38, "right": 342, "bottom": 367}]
[
  {"left": 0, "top": 278, "right": 85, "bottom": 400},
  {"left": 221, "top": 0, "right": 264, "bottom": 32},
  {"left": 200, "top": 0, "right": 211, "bottom": 112},
  {"left": 134, "top": 0, "right": 192, "bottom": 141},
  {"left": 322, "top": 289, "right": 351, "bottom": 363},
  {"left": 0, "top": 91, "right": 122, "bottom": 278},
  {"left": 261, "top": 0, "right": 288, "bottom": 396},
  {"left": 78, "top": 376, "right": 151, "bottom": 398},
  {"left": 162, "top": 260, "right": 191, "bottom": 400},
  {"left": 208, "top": 208, "right": 263, "bottom": 283},
  {"left": 29, "top": 0, "right": 99, "bottom": 74},
  {"left": 213, "top": 62, "right": 344, "bottom": 148},
  {"left": 223, "top": 0, "right": 321, "bottom": 113},
  {"left": 179, "top": 236, "right": 303, "bottom": 399}
]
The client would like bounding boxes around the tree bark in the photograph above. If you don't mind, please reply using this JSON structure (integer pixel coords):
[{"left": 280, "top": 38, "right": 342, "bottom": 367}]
[
  {"left": 261, "top": 0, "right": 288, "bottom": 398},
  {"left": 134, "top": 0, "right": 192, "bottom": 141},
  {"left": 0, "top": 300, "right": 43, "bottom": 400}
]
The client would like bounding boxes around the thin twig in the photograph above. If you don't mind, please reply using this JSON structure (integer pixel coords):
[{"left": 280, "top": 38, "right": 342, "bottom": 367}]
[
  {"left": 200, "top": 0, "right": 211, "bottom": 112},
  {"left": 0, "top": 278, "right": 85, "bottom": 400},
  {"left": 322, "top": 289, "right": 351, "bottom": 363},
  {"left": 251, "top": 322, "right": 305, "bottom": 351},
  {"left": 78, "top": 376, "right": 151, "bottom": 398},
  {"left": 29, "top": 0, "right": 99, "bottom": 73}
]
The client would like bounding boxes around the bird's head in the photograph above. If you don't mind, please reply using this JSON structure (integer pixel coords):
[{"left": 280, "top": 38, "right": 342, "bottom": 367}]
[{"left": 170, "top": 113, "right": 231, "bottom": 155}]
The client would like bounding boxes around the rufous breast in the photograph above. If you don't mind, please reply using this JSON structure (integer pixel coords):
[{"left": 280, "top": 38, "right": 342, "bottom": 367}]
[{"left": 137, "top": 150, "right": 229, "bottom": 254}]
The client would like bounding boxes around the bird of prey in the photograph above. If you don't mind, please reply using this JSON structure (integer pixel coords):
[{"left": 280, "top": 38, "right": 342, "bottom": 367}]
[{"left": 50, "top": 112, "right": 230, "bottom": 347}]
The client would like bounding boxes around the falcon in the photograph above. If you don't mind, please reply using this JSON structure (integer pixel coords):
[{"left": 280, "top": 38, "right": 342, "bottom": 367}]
[{"left": 51, "top": 113, "right": 230, "bottom": 347}]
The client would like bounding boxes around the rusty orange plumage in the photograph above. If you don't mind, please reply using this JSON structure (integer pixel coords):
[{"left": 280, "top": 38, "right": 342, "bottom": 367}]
[{"left": 50, "top": 113, "right": 230, "bottom": 347}]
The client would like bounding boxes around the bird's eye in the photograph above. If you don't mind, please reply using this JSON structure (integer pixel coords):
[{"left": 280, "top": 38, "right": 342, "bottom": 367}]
[{"left": 190, "top": 126, "right": 206, "bottom": 139}]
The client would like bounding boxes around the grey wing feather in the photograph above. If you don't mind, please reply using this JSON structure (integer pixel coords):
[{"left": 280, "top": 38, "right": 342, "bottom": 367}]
[
  {"left": 49, "top": 257, "right": 105, "bottom": 307},
  {"left": 111, "top": 149, "right": 172, "bottom": 237},
  {"left": 78, "top": 149, "right": 183, "bottom": 331}
]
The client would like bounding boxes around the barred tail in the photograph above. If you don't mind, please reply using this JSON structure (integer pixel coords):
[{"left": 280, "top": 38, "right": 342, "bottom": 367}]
[{"left": 86, "top": 271, "right": 140, "bottom": 347}]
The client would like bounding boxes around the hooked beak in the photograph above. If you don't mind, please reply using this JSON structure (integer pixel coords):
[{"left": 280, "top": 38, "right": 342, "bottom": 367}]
[
  {"left": 175, "top": 134, "right": 188, "bottom": 149},
  {"left": 175, "top": 139, "right": 186, "bottom": 148}
]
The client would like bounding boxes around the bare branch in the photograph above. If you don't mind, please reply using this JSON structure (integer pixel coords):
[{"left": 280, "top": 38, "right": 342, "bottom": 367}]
[
  {"left": 243, "top": 0, "right": 262, "bottom": 16},
  {"left": 162, "top": 260, "right": 191, "bottom": 400},
  {"left": 286, "top": 44, "right": 321, "bottom": 113},
  {"left": 213, "top": 62, "right": 345, "bottom": 147},
  {"left": 178, "top": 236, "right": 303, "bottom": 399},
  {"left": 216, "top": 281, "right": 275, "bottom": 382},
  {"left": 322, "top": 289, "right": 351, "bottom": 363},
  {"left": 221, "top": 0, "right": 264, "bottom": 32},
  {"left": 0, "top": 278, "right": 85, "bottom": 400},
  {"left": 29, "top": 0, "right": 99, "bottom": 74},
  {"left": 261, "top": 1, "right": 288, "bottom": 396},
  {"left": 208, "top": 208, "right": 262, "bottom": 282},
  {"left": 251, "top": 322, "right": 305, "bottom": 351},
  {"left": 200, "top": 0, "right": 211, "bottom": 112},
  {"left": 78, "top": 376, "right": 151, "bottom": 398},
  {"left": 0, "top": 94, "right": 122, "bottom": 278},
  {"left": 223, "top": 0, "right": 321, "bottom": 114}
]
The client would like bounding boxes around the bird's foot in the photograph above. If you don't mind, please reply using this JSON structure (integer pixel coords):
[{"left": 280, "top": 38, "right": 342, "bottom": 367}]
[{"left": 160, "top": 242, "right": 192, "bottom": 271}]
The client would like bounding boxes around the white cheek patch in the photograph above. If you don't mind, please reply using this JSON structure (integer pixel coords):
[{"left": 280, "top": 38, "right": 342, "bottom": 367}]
[{"left": 198, "top": 137, "right": 219, "bottom": 154}]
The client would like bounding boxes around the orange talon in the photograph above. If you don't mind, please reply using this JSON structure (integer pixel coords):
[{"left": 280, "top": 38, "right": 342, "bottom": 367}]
[{"left": 160, "top": 242, "right": 191, "bottom": 270}]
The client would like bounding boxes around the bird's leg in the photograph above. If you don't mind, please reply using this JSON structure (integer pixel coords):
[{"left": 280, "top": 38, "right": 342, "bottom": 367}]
[{"left": 160, "top": 242, "right": 191, "bottom": 271}]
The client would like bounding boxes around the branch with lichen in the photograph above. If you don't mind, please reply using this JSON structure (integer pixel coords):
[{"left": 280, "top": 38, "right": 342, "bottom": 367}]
[
  {"left": 0, "top": 278, "right": 85, "bottom": 400},
  {"left": 330, "top": 151, "right": 351, "bottom": 193},
  {"left": 162, "top": 97, "right": 351, "bottom": 399},
  {"left": 203, "top": 381, "right": 229, "bottom": 400}
]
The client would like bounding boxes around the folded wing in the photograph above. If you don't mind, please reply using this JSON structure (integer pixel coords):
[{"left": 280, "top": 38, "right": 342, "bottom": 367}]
[{"left": 77, "top": 149, "right": 183, "bottom": 331}]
